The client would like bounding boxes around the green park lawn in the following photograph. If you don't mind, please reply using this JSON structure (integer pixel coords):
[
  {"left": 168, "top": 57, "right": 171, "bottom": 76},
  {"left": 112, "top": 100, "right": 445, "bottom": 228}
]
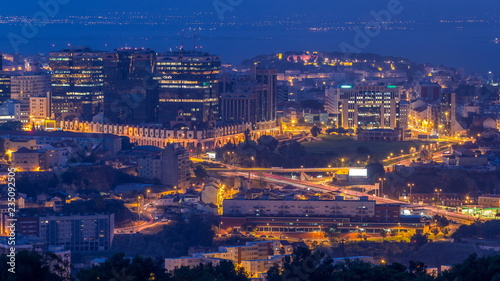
[{"left": 301, "top": 134, "right": 434, "bottom": 159}]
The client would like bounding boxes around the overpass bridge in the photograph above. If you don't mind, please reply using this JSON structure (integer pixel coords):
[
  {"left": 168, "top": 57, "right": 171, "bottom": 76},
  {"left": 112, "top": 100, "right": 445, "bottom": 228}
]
[
  {"left": 206, "top": 167, "right": 350, "bottom": 173},
  {"left": 206, "top": 166, "right": 392, "bottom": 173}
]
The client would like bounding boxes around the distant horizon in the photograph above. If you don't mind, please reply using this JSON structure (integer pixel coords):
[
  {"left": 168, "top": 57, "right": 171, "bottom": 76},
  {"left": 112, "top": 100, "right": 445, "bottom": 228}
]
[{"left": 1, "top": 0, "right": 499, "bottom": 74}]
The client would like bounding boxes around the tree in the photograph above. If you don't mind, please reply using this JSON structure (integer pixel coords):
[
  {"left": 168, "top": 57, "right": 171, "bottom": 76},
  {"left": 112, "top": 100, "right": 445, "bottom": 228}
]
[
  {"left": 379, "top": 229, "right": 387, "bottom": 241},
  {"left": 156, "top": 214, "right": 216, "bottom": 258},
  {"left": 0, "top": 251, "right": 64, "bottom": 281},
  {"left": 241, "top": 223, "right": 258, "bottom": 233},
  {"left": 121, "top": 136, "right": 135, "bottom": 150},
  {"left": 366, "top": 162, "right": 385, "bottom": 180},
  {"left": 268, "top": 246, "right": 433, "bottom": 281},
  {"left": 408, "top": 260, "right": 427, "bottom": 276},
  {"left": 323, "top": 225, "right": 341, "bottom": 242},
  {"left": 0, "top": 121, "right": 23, "bottom": 131},
  {"left": 310, "top": 125, "right": 322, "bottom": 137},
  {"left": 452, "top": 221, "right": 482, "bottom": 240},
  {"left": 419, "top": 150, "right": 432, "bottom": 161},
  {"left": 77, "top": 252, "right": 166, "bottom": 281},
  {"left": 194, "top": 165, "right": 208, "bottom": 181},
  {"left": 243, "top": 128, "right": 251, "bottom": 143},
  {"left": 437, "top": 254, "right": 500, "bottom": 281},
  {"left": 410, "top": 233, "right": 428, "bottom": 248},
  {"left": 433, "top": 215, "right": 449, "bottom": 229},
  {"left": 481, "top": 220, "right": 500, "bottom": 239},
  {"left": 325, "top": 127, "right": 336, "bottom": 134},
  {"left": 430, "top": 227, "right": 439, "bottom": 237},
  {"left": 257, "top": 135, "right": 279, "bottom": 152},
  {"left": 171, "top": 260, "right": 248, "bottom": 281}
]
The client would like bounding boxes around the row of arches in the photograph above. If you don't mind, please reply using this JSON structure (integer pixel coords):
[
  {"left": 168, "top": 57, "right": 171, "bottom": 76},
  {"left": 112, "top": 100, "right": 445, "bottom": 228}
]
[{"left": 59, "top": 120, "right": 282, "bottom": 150}]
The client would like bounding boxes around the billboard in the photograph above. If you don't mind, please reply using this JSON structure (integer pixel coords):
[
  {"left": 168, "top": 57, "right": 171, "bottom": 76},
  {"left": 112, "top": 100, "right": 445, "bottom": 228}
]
[{"left": 349, "top": 168, "right": 368, "bottom": 177}]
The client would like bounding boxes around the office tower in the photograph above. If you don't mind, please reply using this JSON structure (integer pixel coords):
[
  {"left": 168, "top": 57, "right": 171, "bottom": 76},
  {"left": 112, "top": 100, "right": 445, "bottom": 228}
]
[
  {"left": 155, "top": 50, "right": 221, "bottom": 129},
  {"left": 10, "top": 74, "right": 51, "bottom": 124},
  {"left": 49, "top": 48, "right": 104, "bottom": 121},
  {"left": 337, "top": 85, "right": 407, "bottom": 130},
  {"left": 103, "top": 48, "right": 159, "bottom": 124},
  {"left": 220, "top": 67, "right": 278, "bottom": 124},
  {"left": 0, "top": 74, "right": 10, "bottom": 102},
  {"left": 220, "top": 73, "right": 258, "bottom": 123},
  {"left": 221, "top": 90, "right": 258, "bottom": 124},
  {"left": 488, "top": 71, "right": 494, "bottom": 85},
  {"left": 253, "top": 67, "right": 278, "bottom": 122},
  {"left": 160, "top": 143, "right": 191, "bottom": 189},
  {"left": 325, "top": 87, "right": 339, "bottom": 124},
  {"left": 277, "top": 85, "right": 289, "bottom": 102}
]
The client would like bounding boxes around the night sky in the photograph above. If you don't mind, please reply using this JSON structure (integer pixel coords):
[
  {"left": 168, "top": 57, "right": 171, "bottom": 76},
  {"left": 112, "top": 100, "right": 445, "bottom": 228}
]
[
  {"left": 2, "top": 0, "right": 500, "bottom": 73},
  {"left": 3, "top": 0, "right": 499, "bottom": 19}
]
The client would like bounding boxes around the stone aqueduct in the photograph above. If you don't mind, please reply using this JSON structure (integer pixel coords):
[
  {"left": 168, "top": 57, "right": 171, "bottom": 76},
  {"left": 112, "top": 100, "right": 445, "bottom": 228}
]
[{"left": 59, "top": 120, "right": 282, "bottom": 150}]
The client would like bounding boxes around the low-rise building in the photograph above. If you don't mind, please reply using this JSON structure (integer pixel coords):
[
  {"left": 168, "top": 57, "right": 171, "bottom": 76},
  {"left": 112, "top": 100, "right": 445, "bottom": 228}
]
[
  {"left": 165, "top": 240, "right": 282, "bottom": 277},
  {"left": 478, "top": 195, "right": 500, "bottom": 208},
  {"left": 223, "top": 196, "right": 375, "bottom": 219},
  {"left": 0, "top": 99, "right": 21, "bottom": 123},
  {"left": 11, "top": 147, "right": 49, "bottom": 171},
  {"left": 137, "top": 143, "right": 192, "bottom": 189},
  {"left": 0, "top": 130, "right": 122, "bottom": 156},
  {"left": 357, "top": 129, "right": 403, "bottom": 141}
]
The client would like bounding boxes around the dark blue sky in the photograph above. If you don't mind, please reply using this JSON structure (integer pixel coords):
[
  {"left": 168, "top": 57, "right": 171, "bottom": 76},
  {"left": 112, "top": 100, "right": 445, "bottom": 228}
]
[
  {"left": 3, "top": 0, "right": 499, "bottom": 20},
  {"left": 1, "top": 0, "right": 499, "bottom": 74}
]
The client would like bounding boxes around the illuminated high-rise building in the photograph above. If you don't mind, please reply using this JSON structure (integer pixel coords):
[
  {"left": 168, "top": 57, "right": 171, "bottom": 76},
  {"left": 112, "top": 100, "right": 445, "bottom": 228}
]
[
  {"left": 220, "top": 66, "right": 278, "bottom": 124},
  {"left": 155, "top": 50, "right": 221, "bottom": 129},
  {"left": 253, "top": 67, "right": 278, "bottom": 122},
  {"left": 49, "top": 48, "right": 104, "bottom": 121},
  {"left": 337, "top": 85, "right": 407, "bottom": 130},
  {"left": 103, "top": 48, "right": 158, "bottom": 124},
  {"left": 10, "top": 74, "right": 51, "bottom": 124},
  {"left": 0, "top": 74, "right": 10, "bottom": 102}
]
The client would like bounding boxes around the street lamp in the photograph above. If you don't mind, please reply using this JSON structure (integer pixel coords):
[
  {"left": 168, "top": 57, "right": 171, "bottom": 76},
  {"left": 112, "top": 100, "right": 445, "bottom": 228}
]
[
  {"left": 137, "top": 196, "right": 142, "bottom": 221},
  {"left": 434, "top": 189, "right": 442, "bottom": 202},
  {"left": 378, "top": 178, "right": 385, "bottom": 198},
  {"left": 434, "top": 189, "right": 442, "bottom": 213},
  {"left": 407, "top": 183, "right": 414, "bottom": 204}
]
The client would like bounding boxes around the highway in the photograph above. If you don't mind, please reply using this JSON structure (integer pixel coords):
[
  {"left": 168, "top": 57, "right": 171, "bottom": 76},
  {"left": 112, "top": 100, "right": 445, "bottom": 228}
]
[
  {"left": 230, "top": 170, "right": 477, "bottom": 223},
  {"left": 206, "top": 131, "right": 476, "bottom": 223},
  {"left": 209, "top": 167, "right": 355, "bottom": 173},
  {"left": 213, "top": 155, "right": 475, "bottom": 224},
  {"left": 115, "top": 204, "right": 170, "bottom": 234}
]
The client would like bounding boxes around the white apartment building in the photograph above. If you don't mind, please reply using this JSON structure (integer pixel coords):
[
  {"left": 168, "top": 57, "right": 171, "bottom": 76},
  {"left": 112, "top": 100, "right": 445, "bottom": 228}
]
[{"left": 223, "top": 196, "right": 375, "bottom": 219}]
